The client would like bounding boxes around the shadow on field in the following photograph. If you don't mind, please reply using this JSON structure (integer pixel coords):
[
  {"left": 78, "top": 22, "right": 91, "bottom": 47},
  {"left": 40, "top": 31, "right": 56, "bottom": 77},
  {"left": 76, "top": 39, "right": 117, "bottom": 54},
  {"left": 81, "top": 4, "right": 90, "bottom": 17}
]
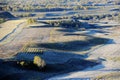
[
  {"left": 64, "top": 33, "right": 88, "bottom": 36},
  {"left": 0, "top": 50, "right": 100, "bottom": 80},
  {"left": 29, "top": 21, "right": 54, "bottom": 28},
  {"left": 56, "top": 23, "right": 114, "bottom": 33},
  {"left": 0, "top": 36, "right": 106, "bottom": 79},
  {"left": 35, "top": 37, "right": 110, "bottom": 51},
  {"left": 29, "top": 25, "right": 53, "bottom": 28},
  {"left": 37, "top": 17, "right": 62, "bottom": 20},
  {"left": 31, "top": 19, "right": 114, "bottom": 30},
  {"left": 44, "top": 58, "right": 99, "bottom": 73},
  {"left": 37, "top": 21, "right": 49, "bottom": 24},
  {"left": 57, "top": 28, "right": 76, "bottom": 32},
  {"left": 0, "top": 25, "right": 110, "bottom": 80},
  {"left": 63, "top": 30, "right": 109, "bottom": 36}
]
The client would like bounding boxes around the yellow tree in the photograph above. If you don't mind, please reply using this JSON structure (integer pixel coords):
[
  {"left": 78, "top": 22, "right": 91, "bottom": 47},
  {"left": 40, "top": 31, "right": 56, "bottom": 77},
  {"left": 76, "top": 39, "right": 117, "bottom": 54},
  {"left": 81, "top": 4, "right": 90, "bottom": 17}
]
[
  {"left": 33, "top": 56, "right": 46, "bottom": 68},
  {"left": 27, "top": 18, "right": 35, "bottom": 24}
]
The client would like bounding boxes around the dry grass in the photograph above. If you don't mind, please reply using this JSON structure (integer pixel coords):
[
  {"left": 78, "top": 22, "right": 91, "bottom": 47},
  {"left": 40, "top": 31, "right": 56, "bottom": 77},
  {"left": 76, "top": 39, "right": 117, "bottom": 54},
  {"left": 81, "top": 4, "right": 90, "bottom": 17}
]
[
  {"left": 108, "top": 57, "right": 120, "bottom": 62},
  {"left": 0, "top": 19, "right": 26, "bottom": 40},
  {"left": 0, "top": 52, "right": 16, "bottom": 59},
  {"left": 94, "top": 72, "right": 120, "bottom": 80},
  {"left": 49, "top": 27, "right": 87, "bottom": 43}
]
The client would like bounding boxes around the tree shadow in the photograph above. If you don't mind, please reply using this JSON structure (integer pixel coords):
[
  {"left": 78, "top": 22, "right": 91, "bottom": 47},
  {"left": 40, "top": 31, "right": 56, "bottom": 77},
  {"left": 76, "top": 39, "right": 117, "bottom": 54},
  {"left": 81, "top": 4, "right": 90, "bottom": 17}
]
[
  {"left": 55, "top": 22, "right": 114, "bottom": 33},
  {"left": 44, "top": 58, "right": 99, "bottom": 73},
  {"left": 0, "top": 38, "right": 107, "bottom": 79},
  {"left": 29, "top": 21, "right": 53, "bottom": 28},
  {"left": 63, "top": 29, "right": 110, "bottom": 36},
  {"left": 32, "top": 19, "right": 115, "bottom": 30},
  {"left": 0, "top": 50, "right": 100, "bottom": 80},
  {"left": 57, "top": 28, "right": 76, "bottom": 33},
  {"left": 34, "top": 37, "right": 110, "bottom": 52},
  {"left": 92, "top": 24, "right": 114, "bottom": 29},
  {"left": 37, "top": 17, "right": 62, "bottom": 20},
  {"left": 29, "top": 25, "right": 53, "bottom": 28},
  {"left": 36, "top": 40, "right": 90, "bottom": 51},
  {"left": 64, "top": 33, "right": 89, "bottom": 36},
  {"left": 37, "top": 21, "right": 49, "bottom": 24},
  {"left": 0, "top": 24, "right": 111, "bottom": 80}
]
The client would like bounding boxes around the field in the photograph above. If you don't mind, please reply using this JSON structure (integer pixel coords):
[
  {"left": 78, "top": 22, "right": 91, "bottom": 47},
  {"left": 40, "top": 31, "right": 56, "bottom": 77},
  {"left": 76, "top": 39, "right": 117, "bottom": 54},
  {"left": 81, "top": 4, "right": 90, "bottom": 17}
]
[
  {"left": 0, "top": 19, "right": 26, "bottom": 42},
  {"left": 0, "top": 0, "right": 120, "bottom": 80}
]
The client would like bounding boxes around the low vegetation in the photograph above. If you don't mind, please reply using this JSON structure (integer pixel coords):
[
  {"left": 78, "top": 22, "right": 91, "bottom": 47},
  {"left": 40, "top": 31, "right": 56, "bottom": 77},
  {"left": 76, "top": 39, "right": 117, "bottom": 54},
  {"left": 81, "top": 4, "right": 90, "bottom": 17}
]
[
  {"left": 74, "top": 14, "right": 118, "bottom": 20},
  {"left": 94, "top": 72, "right": 120, "bottom": 80},
  {"left": 47, "top": 14, "right": 118, "bottom": 29},
  {"left": 109, "top": 57, "right": 120, "bottom": 62},
  {"left": 16, "top": 13, "right": 33, "bottom": 17},
  {"left": 118, "top": 14, "right": 120, "bottom": 22},
  {"left": 0, "top": 18, "right": 5, "bottom": 24},
  {"left": 27, "top": 18, "right": 36, "bottom": 24},
  {"left": 1, "top": 0, "right": 119, "bottom": 12},
  {"left": 33, "top": 56, "right": 46, "bottom": 68},
  {"left": 17, "top": 56, "right": 46, "bottom": 69},
  {"left": 48, "top": 20, "right": 84, "bottom": 29}
]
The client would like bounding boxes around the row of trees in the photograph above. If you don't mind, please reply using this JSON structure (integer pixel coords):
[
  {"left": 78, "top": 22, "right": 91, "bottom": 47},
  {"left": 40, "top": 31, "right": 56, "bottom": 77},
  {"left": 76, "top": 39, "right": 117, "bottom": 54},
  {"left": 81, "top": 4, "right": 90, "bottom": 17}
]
[
  {"left": 1, "top": 0, "right": 120, "bottom": 12},
  {"left": 48, "top": 20, "right": 84, "bottom": 29},
  {"left": 1, "top": 5, "right": 90, "bottom": 12}
]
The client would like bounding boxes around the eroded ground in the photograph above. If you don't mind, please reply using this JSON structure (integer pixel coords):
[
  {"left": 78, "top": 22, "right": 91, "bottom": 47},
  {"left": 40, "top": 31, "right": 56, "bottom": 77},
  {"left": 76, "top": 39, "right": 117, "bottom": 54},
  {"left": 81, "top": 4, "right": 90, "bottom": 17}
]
[{"left": 0, "top": 12, "right": 120, "bottom": 80}]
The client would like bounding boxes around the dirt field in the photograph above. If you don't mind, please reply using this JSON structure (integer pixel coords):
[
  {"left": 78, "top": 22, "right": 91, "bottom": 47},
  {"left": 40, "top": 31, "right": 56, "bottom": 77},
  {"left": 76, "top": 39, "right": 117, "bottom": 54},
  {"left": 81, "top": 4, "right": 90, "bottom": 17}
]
[
  {"left": 0, "top": 19, "right": 26, "bottom": 42},
  {"left": 48, "top": 22, "right": 120, "bottom": 79},
  {"left": 0, "top": 16, "right": 120, "bottom": 79},
  {"left": 0, "top": 23, "right": 53, "bottom": 58}
]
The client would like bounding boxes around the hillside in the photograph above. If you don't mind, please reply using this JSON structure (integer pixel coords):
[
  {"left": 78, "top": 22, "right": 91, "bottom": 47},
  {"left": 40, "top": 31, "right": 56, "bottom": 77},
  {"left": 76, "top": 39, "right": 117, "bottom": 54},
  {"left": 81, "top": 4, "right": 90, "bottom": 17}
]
[{"left": 0, "top": 11, "right": 15, "bottom": 18}]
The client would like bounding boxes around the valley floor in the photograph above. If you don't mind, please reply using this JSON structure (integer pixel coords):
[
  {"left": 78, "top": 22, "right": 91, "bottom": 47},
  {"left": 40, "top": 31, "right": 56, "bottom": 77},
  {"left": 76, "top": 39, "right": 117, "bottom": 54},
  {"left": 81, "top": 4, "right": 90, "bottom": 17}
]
[{"left": 0, "top": 18, "right": 120, "bottom": 80}]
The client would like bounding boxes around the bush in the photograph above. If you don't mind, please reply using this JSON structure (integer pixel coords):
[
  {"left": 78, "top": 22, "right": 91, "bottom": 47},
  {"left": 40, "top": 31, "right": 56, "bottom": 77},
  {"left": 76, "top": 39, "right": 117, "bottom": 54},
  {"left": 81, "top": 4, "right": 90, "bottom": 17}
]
[
  {"left": 33, "top": 56, "right": 46, "bottom": 68},
  {"left": 20, "top": 61, "right": 25, "bottom": 66},
  {"left": 27, "top": 18, "right": 36, "bottom": 24},
  {"left": 0, "top": 18, "right": 5, "bottom": 24},
  {"left": 17, "top": 56, "right": 46, "bottom": 69},
  {"left": 17, "top": 60, "right": 30, "bottom": 66}
]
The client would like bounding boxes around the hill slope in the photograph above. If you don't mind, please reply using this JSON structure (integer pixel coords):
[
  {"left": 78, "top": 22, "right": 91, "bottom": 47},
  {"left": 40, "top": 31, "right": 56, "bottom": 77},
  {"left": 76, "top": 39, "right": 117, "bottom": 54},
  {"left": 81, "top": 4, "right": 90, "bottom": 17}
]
[{"left": 0, "top": 11, "right": 15, "bottom": 18}]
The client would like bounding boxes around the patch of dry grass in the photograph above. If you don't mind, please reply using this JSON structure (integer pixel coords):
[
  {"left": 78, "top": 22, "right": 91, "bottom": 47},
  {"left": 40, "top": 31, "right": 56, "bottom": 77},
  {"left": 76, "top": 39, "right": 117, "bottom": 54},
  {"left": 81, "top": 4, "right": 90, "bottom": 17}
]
[
  {"left": 108, "top": 57, "right": 120, "bottom": 62},
  {"left": 49, "top": 27, "right": 87, "bottom": 43},
  {"left": 0, "top": 19, "right": 26, "bottom": 40},
  {"left": 94, "top": 72, "right": 120, "bottom": 80}
]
